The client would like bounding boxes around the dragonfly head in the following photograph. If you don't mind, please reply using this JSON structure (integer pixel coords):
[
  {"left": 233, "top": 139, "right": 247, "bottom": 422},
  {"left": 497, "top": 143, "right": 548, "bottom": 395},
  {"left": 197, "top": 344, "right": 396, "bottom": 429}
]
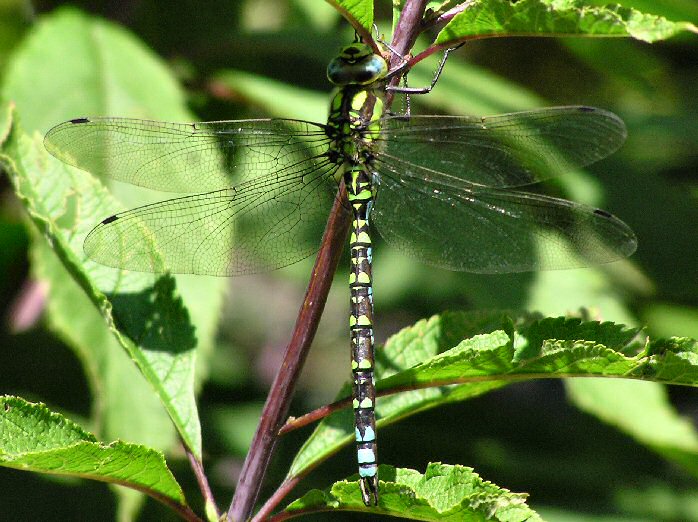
[{"left": 327, "top": 43, "right": 388, "bottom": 87}]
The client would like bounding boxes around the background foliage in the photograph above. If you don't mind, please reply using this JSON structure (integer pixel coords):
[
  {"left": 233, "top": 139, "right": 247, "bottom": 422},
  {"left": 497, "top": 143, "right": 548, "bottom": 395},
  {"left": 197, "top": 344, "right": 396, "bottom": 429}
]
[{"left": 0, "top": 0, "right": 697, "bottom": 520}]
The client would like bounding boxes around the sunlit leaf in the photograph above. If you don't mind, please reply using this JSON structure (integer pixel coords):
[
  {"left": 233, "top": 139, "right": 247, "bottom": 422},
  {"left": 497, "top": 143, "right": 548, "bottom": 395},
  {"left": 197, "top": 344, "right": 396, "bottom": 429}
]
[
  {"left": 0, "top": 396, "right": 188, "bottom": 511},
  {"left": 436, "top": 0, "right": 698, "bottom": 46},
  {"left": 324, "top": 0, "right": 373, "bottom": 32},
  {"left": 289, "top": 312, "right": 698, "bottom": 480},
  {"left": 284, "top": 463, "right": 541, "bottom": 521}
]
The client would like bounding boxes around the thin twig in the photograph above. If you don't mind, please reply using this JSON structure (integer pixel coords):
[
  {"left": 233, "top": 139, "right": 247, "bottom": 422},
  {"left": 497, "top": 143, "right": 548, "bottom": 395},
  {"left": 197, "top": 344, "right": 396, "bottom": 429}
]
[
  {"left": 278, "top": 397, "right": 351, "bottom": 436},
  {"left": 144, "top": 488, "right": 203, "bottom": 522},
  {"left": 251, "top": 474, "right": 305, "bottom": 522},
  {"left": 227, "top": 184, "right": 351, "bottom": 521},
  {"left": 281, "top": 372, "right": 624, "bottom": 441},
  {"left": 426, "top": 1, "right": 475, "bottom": 31},
  {"left": 187, "top": 449, "right": 220, "bottom": 520}
]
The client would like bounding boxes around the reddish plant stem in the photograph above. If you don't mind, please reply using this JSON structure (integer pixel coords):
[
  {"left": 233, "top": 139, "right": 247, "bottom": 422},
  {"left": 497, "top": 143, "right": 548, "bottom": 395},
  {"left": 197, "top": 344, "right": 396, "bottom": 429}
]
[
  {"left": 251, "top": 474, "right": 305, "bottom": 522},
  {"left": 187, "top": 448, "right": 219, "bottom": 520},
  {"left": 384, "top": 0, "right": 430, "bottom": 109},
  {"left": 429, "top": 0, "right": 475, "bottom": 27},
  {"left": 227, "top": 184, "right": 351, "bottom": 521},
  {"left": 282, "top": 372, "right": 607, "bottom": 441},
  {"left": 147, "top": 488, "right": 203, "bottom": 522},
  {"left": 404, "top": 45, "right": 446, "bottom": 69},
  {"left": 390, "top": 0, "right": 429, "bottom": 64},
  {"left": 278, "top": 397, "right": 351, "bottom": 436},
  {"left": 426, "top": 1, "right": 474, "bottom": 30}
]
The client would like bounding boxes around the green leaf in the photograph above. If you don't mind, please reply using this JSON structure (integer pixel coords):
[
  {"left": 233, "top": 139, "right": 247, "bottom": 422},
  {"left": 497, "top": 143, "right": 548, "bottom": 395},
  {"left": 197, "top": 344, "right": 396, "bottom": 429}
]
[
  {"left": 436, "top": 0, "right": 698, "bottom": 46},
  {"left": 210, "top": 69, "right": 328, "bottom": 122},
  {"left": 294, "top": 0, "right": 343, "bottom": 31},
  {"left": 0, "top": 0, "right": 30, "bottom": 83},
  {"left": 324, "top": 0, "right": 373, "bottom": 33},
  {"left": 644, "top": 302, "right": 698, "bottom": 338},
  {"left": 0, "top": 100, "right": 11, "bottom": 145},
  {"left": 2, "top": 7, "right": 191, "bottom": 131},
  {"left": 0, "top": 396, "right": 187, "bottom": 510},
  {"left": 283, "top": 463, "right": 541, "bottom": 520},
  {"left": 29, "top": 239, "right": 177, "bottom": 453},
  {"left": 1, "top": 125, "right": 202, "bottom": 456},
  {"left": 567, "top": 336, "right": 698, "bottom": 480},
  {"left": 612, "top": 482, "right": 698, "bottom": 521},
  {"left": 1, "top": 8, "right": 228, "bottom": 458},
  {"left": 289, "top": 312, "right": 698, "bottom": 479},
  {"left": 582, "top": 0, "right": 698, "bottom": 23},
  {"left": 568, "top": 378, "right": 698, "bottom": 477}
]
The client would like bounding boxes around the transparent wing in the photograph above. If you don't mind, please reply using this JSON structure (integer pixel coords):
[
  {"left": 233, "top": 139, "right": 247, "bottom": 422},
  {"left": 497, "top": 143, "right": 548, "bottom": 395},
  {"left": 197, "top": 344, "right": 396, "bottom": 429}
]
[
  {"left": 45, "top": 117, "right": 331, "bottom": 192},
  {"left": 45, "top": 116, "right": 339, "bottom": 275},
  {"left": 83, "top": 159, "right": 340, "bottom": 275},
  {"left": 376, "top": 106, "right": 626, "bottom": 189},
  {"left": 371, "top": 168, "right": 637, "bottom": 273}
]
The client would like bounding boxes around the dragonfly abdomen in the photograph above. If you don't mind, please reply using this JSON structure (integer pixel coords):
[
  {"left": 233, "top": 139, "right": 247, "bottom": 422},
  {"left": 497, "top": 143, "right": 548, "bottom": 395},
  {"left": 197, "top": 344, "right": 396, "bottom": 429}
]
[{"left": 346, "top": 162, "right": 378, "bottom": 506}]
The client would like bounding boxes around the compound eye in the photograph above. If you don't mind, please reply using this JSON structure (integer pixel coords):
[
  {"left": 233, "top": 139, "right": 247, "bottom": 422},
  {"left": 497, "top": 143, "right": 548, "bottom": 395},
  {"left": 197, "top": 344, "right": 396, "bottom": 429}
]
[{"left": 327, "top": 45, "right": 388, "bottom": 86}]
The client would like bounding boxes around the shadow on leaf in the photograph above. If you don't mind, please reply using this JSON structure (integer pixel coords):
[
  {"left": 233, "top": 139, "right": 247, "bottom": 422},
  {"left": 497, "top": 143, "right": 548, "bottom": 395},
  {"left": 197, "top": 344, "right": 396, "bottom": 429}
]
[{"left": 108, "top": 274, "right": 197, "bottom": 354}]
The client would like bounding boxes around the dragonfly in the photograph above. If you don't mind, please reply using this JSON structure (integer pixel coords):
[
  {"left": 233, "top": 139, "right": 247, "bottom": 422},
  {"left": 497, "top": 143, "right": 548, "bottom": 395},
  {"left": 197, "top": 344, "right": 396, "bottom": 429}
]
[{"left": 44, "top": 42, "right": 636, "bottom": 506}]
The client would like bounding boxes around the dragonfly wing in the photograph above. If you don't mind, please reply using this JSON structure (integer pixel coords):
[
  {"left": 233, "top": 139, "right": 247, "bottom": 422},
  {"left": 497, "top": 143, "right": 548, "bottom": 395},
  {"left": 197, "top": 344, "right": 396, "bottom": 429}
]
[
  {"left": 371, "top": 167, "right": 637, "bottom": 273},
  {"left": 83, "top": 160, "right": 340, "bottom": 275},
  {"left": 45, "top": 117, "right": 330, "bottom": 192},
  {"left": 377, "top": 106, "right": 626, "bottom": 189}
]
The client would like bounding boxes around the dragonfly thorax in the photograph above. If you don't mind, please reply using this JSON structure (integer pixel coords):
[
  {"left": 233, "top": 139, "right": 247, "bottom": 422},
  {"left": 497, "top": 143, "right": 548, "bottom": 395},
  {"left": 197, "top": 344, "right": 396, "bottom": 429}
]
[
  {"left": 325, "top": 85, "right": 384, "bottom": 171},
  {"left": 325, "top": 44, "right": 387, "bottom": 170}
]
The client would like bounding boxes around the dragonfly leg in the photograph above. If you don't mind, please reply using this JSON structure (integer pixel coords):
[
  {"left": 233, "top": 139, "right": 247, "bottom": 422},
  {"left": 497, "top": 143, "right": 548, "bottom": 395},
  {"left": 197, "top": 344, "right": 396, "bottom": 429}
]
[{"left": 386, "top": 43, "right": 463, "bottom": 96}]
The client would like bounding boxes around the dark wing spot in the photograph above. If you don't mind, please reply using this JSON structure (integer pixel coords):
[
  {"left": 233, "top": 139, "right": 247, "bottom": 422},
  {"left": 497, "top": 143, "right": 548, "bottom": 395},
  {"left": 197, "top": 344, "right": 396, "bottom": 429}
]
[
  {"left": 593, "top": 208, "right": 613, "bottom": 218},
  {"left": 102, "top": 215, "right": 119, "bottom": 225},
  {"left": 578, "top": 106, "right": 595, "bottom": 113},
  {"left": 69, "top": 117, "right": 91, "bottom": 124}
]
